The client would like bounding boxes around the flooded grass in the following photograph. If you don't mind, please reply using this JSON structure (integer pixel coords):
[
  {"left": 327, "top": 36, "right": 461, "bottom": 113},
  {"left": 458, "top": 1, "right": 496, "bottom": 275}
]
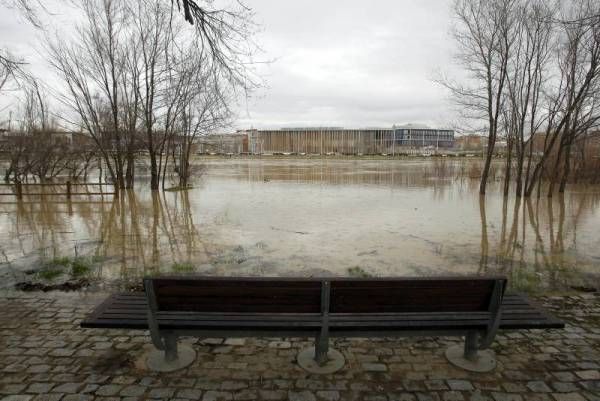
[
  {"left": 24, "top": 255, "right": 97, "bottom": 290},
  {"left": 347, "top": 266, "right": 373, "bottom": 278},
  {"left": 71, "top": 258, "right": 92, "bottom": 277},
  {"left": 171, "top": 262, "right": 195, "bottom": 273},
  {"left": 37, "top": 267, "right": 64, "bottom": 281}
]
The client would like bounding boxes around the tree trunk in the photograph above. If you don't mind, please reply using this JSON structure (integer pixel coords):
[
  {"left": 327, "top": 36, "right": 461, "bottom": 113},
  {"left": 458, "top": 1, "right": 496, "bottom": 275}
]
[
  {"left": 125, "top": 152, "right": 135, "bottom": 189},
  {"left": 503, "top": 137, "right": 513, "bottom": 197},
  {"left": 547, "top": 145, "right": 564, "bottom": 198},
  {"left": 558, "top": 140, "right": 572, "bottom": 193},
  {"left": 150, "top": 153, "right": 159, "bottom": 190},
  {"left": 479, "top": 143, "right": 495, "bottom": 195}
]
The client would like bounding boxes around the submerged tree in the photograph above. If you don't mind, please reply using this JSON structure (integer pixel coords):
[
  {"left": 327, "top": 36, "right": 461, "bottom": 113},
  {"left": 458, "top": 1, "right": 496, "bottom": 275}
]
[
  {"left": 524, "top": 0, "right": 600, "bottom": 197},
  {"left": 47, "top": 0, "right": 248, "bottom": 190},
  {"left": 443, "top": 0, "right": 517, "bottom": 195},
  {"left": 445, "top": 0, "right": 600, "bottom": 197}
]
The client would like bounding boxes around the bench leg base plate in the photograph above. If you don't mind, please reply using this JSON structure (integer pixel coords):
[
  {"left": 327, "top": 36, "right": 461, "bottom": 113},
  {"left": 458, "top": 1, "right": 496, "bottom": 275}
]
[
  {"left": 445, "top": 345, "right": 496, "bottom": 373},
  {"left": 145, "top": 344, "right": 196, "bottom": 372},
  {"left": 297, "top": 347, "right": 345, "bottom": 374}
]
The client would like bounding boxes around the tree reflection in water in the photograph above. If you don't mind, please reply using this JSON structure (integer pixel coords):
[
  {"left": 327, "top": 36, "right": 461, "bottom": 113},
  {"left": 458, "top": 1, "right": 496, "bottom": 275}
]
[
  {"left": 1, "top": 188, "right": 209, "bottom": 288},
  {"left": 96, "top": 190, "right": 209, "bottom": 286},
  {"left": 479, "top": 191, "right": 599, "bottom": 291}
]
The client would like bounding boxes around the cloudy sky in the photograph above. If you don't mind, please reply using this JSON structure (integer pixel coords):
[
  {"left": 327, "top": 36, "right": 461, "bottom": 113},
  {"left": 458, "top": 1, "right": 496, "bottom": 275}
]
[{"left": 0, "top": 0, "right": 458, "bottom": 130}]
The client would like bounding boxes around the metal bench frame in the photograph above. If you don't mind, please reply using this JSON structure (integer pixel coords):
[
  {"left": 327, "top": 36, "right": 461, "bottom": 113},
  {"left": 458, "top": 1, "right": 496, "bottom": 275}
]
[{"left": 143, "top": 277, "right": 505, "bottom": 372}]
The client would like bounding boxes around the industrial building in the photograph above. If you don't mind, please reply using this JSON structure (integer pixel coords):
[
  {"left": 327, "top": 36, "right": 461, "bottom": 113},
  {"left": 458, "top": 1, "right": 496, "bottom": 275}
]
[{"left": 197, "top": 126, "right": 455, "bottom": 155}]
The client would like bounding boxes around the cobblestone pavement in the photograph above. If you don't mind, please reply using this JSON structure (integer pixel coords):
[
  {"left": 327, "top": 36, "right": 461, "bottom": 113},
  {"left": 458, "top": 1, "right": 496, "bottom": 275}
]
[{"left": 0, "top": 291, "right": 599, "bottom": 401}]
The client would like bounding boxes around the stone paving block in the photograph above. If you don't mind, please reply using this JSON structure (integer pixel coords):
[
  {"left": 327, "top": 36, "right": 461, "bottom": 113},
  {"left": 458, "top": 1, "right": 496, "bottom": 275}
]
[
  {"left": 443, "top": 392, "right": 465, "bottom": 401},
  {"left": 362, "top": 363, "right": 387, "bottom": 372},
  {"left": 230, "top": 389, "right": 257, "bottom": 400},
  {"left": 551, "top": 381, "right": 580, "bottom": 393},
  {"left": 31, "top": 395, "right": 64, "bottom": 401},
  {"left": 119, "top": 385, "right": 147, "bottom": 397},
  {"left": 177, "top": 388, "right": 203, "bottom": 400},
  {"left": 220, "top": 381, "right": 248, "bottom": 391},
  {"left": 258, "top": 390, "right": 287, "bottom": 400},
  {"left": 25, "top": 383, "right": 54, "bottom": 394},
  {"left": 575, "top": 370, "right": 600, "bottom": 380},
  {"left": 202, "top": 391, "right": 233, "bottom": 401},
  {"left": 425, "top": 380, "right": 449, "bottom": 391},
  {"left": 527, "top": 381, "right": 553, "bottom": 393},
  {"left": 579, "top": 380, "right": 600, "bottom": 392},
  {"left": 0, "top": 396, "right": 35, "bottom": 401},
  {"left": 389, "top": 393, "right": 418, "bottom": 401},
  {"left": 148, "top": 387, "right": 176, "bottom": 398},
  {"left": 288, "top": 390, "right": 317, "bottom": 401},
  {"left": 61, "top": 396, "right": 94, "bottom": 401},
  {"left": 448, "top": 380, "right": 474, "bottom": 391},
  {"left": 0, "top": 384, "right": 27, "bottom": 395},
  {"left": 491, "top": 393, "right": 523, "bottom": 401},
  {"left": 95, "top": 384, "right": 122, "bottom": 396},
  {"left": 315, "top": 390, "right": 340, "bottom": 401},
  {"left": 467, "top": 391, "right": 492, "bottom": 401},
  {"left": 551, "top": 394, "right": 587, "bottom": 401}
]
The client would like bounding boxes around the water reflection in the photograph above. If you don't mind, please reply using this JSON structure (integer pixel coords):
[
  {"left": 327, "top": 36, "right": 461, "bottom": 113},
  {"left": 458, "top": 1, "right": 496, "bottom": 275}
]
[
  {"left": 1, "top": 159, "right": 599, "bottom": 292},
  {"left": 479, "top": 192, "right": 600, "bottom": 291},
  {"left": 0, "top": 189, "right": 211, "bottom": 289}
]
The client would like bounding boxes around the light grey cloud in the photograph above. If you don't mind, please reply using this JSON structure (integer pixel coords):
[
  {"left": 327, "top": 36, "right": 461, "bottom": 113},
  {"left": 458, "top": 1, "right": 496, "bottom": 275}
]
[{"left": 236, "top": 0, "right": 457, "bottom": 129}]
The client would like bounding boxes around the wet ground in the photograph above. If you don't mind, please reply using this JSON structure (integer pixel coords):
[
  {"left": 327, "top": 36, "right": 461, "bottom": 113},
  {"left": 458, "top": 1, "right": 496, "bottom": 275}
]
[
  {"left": 0, "top": 158, "right": 599, "bottom": 293},
  {"left": 0, "top": 290, "right": 598, "bottom": 401}
]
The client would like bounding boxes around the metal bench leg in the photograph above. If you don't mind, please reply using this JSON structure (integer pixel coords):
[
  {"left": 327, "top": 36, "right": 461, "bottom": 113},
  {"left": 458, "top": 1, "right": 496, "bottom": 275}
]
[
  {"left": 297, "top": 332, "right": 345, "bottom": 374},
  {"left": 464, "top": 331, "right": 478, "bottom": 361},
  {"left": 164, "top": 333, "right": 178, "bottom": 362},
  {"left": 297, "top": 281, "right": 345, "bottom": 374},
  {"left": 445, "top": 331, "right": 496, "bottom": 373},
  {"left": 145, "top": 332, "right": 197, "bottom": 372},
  {"left": 315, "top": 331, "right": 329, "bottom": 365}
]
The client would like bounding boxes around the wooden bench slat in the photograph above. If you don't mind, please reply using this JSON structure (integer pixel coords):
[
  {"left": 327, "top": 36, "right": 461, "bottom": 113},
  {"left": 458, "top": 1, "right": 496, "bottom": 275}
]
[{"left": 81, "top": 288, "right": 564, "bottom": 330}]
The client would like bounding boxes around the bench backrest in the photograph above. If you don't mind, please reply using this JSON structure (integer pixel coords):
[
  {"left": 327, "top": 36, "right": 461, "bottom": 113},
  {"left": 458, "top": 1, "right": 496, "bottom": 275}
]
[
  {"left": 144, "top": 276, "right": 506, "bottom": 314},
  {"left": 145, "top": 277, "right": 322, "bottom": 313},
  {"left": 330, "top": 278, "right": 505, "bottom": 313}
]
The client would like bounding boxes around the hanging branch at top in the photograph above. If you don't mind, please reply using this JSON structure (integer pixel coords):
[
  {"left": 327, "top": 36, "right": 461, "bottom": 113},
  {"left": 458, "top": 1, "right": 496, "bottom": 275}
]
[
  {"left": 1, "top": 0, "right": 261, "bottom": 96},
  {"left": 171, "top": 0, "right": 261, "bottom": 94}
]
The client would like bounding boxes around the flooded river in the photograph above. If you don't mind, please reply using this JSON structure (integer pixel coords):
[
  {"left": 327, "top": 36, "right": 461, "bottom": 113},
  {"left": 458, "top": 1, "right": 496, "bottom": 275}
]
[{"left": 1, "top": 158, "right": 599, "bottom": 292}]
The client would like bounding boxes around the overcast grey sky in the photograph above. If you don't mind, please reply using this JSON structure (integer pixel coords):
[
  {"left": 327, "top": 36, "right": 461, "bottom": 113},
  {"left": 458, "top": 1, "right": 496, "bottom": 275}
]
[{"left": 0, "top": 0, "right": 457, "bottom": 130}]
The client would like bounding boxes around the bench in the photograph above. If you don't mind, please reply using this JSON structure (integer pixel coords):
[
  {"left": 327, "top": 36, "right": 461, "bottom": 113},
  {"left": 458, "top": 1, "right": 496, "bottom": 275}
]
[{"left": 81, "top": 276, "right": 564, "bottom": 373}]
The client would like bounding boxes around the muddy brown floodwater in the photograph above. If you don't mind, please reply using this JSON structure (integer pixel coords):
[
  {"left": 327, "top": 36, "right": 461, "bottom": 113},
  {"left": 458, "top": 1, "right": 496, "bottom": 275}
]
[{"left": 1, "top": 158, "right": 599, "bottom": 293}]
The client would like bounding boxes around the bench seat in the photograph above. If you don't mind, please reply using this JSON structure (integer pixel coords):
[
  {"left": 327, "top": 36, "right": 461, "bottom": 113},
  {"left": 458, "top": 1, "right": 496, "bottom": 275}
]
[{"left": 81, "top": 292, "right": 564, "bottom": 332}]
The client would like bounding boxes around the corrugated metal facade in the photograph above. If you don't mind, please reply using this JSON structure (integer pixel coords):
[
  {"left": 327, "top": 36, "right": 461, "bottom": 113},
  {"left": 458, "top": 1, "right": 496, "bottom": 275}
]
[{"left": 244, "top": 128, "right": 454, "bottom": 155}]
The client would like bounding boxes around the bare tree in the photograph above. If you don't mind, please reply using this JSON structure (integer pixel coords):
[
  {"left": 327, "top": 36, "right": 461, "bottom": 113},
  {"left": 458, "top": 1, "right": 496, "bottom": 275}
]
[
  {"left": 443, "top": 0, "right": 517, "bottom": 195},
  {"left": 2, "top": 81, "right": 71, "bottom": 183},
  {"left": 0, "top": 50, "right": 25, "bottom": 93},
  {"left": 524, "top": 0, "right": 600, "bottom": 197},
  {"left": 46, "top": 0, "right": 257, "bottom": 191},
  {"left": 504, "top": 0, "right": 554, "bottom": 197},
  {"left": 174, "top": 55, "right": 231, "bottom": 188},
  {"left": 48, "top": 0, "right": 140, "bottom": 190}
]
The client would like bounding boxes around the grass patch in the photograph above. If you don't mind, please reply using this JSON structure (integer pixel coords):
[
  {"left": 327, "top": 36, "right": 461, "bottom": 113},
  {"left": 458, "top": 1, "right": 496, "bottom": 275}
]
[
  {"left": 37, "top": 268, "right": 64, "bottom": 281},
  {"left": 348, "top": 266, "right": 373, "bottom": 278},
  {"left": 71, "top": 258, "right": 92, "bottom": 277},
  {"left": 46, "top": 256, "right": 71, "bottom": 268},
  {"left": 171, "top": 262, "right": 195, "bottom": 273},
  {"left": 37, "top": 255, "right": 99, "bottom": 281}
]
